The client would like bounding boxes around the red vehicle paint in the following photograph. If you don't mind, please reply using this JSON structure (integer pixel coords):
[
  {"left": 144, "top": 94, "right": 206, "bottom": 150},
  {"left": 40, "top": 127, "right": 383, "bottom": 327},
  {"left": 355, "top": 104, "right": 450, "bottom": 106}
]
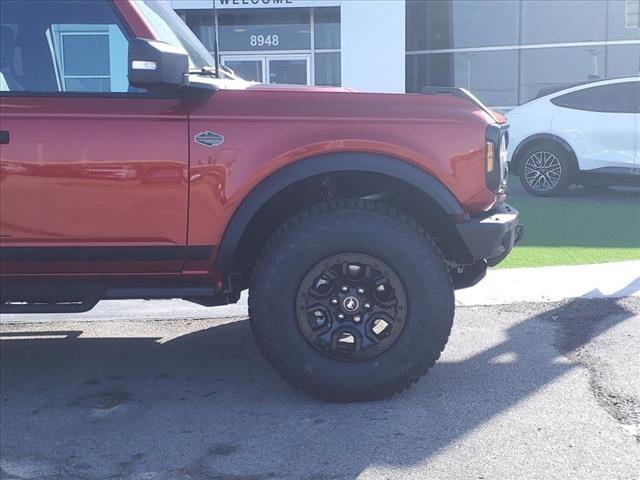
[
  {"left": 0, "top": 0, "right": 522, "bottom": 400},
  {"left": 0, "top": 0, "right": 522, "bottom": 301}
]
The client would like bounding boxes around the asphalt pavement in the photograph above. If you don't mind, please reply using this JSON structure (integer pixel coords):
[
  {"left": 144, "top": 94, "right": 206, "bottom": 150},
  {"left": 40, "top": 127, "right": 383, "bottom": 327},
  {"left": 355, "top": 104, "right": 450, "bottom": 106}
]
[{"left": 1, "top": 298, "right": 639, "bottom": 480}]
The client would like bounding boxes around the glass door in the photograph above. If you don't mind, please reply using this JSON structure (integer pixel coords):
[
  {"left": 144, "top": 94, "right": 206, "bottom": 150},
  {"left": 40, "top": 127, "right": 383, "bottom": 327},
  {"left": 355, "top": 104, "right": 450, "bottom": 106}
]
[
  {"left": 222, "top": 54, "right": 311, "bottom": 85},
  {"left": 221, "top": 56, "right": 264, "bottom": 83},
  {"left": 267, "top": 55, "right": 310, "bottom": 85}
]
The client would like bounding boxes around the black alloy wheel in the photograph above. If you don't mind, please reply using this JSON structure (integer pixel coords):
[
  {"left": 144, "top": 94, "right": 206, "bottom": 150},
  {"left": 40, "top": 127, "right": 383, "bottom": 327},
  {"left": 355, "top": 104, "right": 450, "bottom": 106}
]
[{"left": 296, "top": 252, "right": 407, "bottom": 362}]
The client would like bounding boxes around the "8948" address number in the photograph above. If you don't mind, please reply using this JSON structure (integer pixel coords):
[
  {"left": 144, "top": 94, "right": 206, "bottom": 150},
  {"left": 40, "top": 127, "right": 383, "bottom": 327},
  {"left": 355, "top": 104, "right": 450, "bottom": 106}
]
[{"left": 249, "top": 34, "right": 280, "bottom": 47}]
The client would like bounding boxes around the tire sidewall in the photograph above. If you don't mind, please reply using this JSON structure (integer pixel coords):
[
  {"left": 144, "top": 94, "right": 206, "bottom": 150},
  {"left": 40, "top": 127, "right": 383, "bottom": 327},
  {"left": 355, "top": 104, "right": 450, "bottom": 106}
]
[{"left": 249, "top": 203, "right": 454, "bottom": 401}]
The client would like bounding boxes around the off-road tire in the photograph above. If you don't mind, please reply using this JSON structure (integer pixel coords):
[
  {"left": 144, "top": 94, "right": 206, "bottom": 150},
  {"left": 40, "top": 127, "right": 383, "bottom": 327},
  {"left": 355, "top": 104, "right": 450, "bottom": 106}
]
[
  {"left": 518, "top": 142, "right": 574, "bottom": 197},
  {"left": 248, "top": 199, "right": 455, "bottom": 402}
]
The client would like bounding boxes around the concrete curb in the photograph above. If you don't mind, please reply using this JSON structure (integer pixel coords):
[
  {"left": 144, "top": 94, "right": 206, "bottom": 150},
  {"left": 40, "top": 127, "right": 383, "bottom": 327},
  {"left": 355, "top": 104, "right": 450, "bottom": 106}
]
[{"left": 455, "top": 260, "right": 640, "bottom": 306}]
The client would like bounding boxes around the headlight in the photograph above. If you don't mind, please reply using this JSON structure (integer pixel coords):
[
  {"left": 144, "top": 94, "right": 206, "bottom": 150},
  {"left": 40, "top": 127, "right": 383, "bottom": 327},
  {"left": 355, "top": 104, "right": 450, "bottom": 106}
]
[
  {"left": 485, "top": 124, "right": 509, "bottom": 193},
  {"left": 499, "top": 133, "right": 508, "bottom": 186},
  {"left": 486, "top": 141, "right": 495, "bottom": 173}
]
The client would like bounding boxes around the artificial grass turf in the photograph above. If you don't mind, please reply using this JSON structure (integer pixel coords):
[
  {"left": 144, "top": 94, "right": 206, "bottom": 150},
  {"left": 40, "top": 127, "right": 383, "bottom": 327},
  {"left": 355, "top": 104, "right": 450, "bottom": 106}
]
[{"left": 496, "top": 192, "right": 640, "bottom": 269}]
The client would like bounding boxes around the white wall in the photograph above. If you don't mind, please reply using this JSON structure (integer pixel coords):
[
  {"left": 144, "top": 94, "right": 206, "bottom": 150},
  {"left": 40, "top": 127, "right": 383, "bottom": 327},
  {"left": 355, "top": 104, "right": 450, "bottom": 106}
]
[{"left": 340, "top": 0, "right": 405, "bottom": 93}]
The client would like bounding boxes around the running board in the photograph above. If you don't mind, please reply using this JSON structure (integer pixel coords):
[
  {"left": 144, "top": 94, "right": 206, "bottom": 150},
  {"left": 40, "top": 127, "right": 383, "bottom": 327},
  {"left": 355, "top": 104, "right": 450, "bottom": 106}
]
[{"left": 0, "top": 281, "right": 236, "bottom": 314}]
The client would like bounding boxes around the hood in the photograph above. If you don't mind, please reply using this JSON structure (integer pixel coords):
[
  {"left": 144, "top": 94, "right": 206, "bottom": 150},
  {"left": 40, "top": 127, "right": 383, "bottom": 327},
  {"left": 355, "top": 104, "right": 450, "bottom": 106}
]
[
  {"left": 187, "top": 77, "right": 497, "bottom": 127},
  {"left": 186, "top": 76, "right": 356, "bottom": 93},
  {"left": 246, "top": 83, "right": 357, "bottom": 94}
]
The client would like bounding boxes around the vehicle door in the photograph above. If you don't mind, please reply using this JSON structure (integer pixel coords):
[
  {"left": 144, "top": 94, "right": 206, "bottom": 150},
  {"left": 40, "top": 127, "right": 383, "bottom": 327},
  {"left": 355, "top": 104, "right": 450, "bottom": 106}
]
[
  {"left": 550, "top": 81, "right": 637, "bottom": 171},
  {"left": 0, "top": 0, "right": 189, "bottom": 275}
]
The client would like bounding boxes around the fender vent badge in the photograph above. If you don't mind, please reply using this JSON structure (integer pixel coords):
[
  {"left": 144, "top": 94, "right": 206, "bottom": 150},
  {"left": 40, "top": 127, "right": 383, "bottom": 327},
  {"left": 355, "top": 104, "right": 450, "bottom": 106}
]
[{"left": 195, "top": 131, "right": 224, "bottom": 148}]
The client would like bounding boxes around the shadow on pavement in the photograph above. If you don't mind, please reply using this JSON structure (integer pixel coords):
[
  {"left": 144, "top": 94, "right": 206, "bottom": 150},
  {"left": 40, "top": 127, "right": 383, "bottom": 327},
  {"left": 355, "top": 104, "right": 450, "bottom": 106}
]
[{"left": 0, "top": 294, "right": 637, "bottom": 479}]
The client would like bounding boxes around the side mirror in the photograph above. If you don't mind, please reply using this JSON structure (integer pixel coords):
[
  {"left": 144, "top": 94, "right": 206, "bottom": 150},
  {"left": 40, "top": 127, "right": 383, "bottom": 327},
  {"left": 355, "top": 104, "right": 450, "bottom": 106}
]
[{"left": 128, "top": 38, "right": 189, "bottom": 91}]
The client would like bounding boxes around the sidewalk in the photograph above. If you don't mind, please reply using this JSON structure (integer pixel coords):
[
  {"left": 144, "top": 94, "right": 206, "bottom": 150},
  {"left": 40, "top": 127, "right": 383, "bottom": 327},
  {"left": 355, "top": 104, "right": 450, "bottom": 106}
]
[
  {"left": 455, "top": 260, "right": 640, "bottom": 306},
  {"left": 1, "top": 261, "right": 638, "bottom": 323}
]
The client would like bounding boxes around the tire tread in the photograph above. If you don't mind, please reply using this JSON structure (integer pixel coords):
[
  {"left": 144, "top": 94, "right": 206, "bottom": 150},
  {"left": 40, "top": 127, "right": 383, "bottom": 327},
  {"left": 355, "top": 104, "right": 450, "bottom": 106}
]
[{"left": 249, "top": 199, "right": 454, "bottom": 402}]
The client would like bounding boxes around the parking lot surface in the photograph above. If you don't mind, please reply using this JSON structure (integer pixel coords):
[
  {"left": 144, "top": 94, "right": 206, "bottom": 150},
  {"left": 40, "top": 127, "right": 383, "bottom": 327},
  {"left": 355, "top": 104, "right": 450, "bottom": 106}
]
[{"left": 1, "top": 298, "right": 639, "bottom": 480}]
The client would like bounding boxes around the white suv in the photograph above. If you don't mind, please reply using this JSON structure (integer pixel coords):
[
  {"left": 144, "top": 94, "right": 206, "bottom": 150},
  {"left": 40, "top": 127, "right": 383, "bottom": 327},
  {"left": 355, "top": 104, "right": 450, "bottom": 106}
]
[{"left": 507, "top": 77, "right": 639, "bottom": 196}]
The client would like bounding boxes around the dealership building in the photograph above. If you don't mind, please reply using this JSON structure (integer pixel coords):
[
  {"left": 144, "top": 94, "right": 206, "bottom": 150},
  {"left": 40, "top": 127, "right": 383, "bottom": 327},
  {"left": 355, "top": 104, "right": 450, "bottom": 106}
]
[{"left": 170, "top": 0, "right": 640, "bottom": 109}]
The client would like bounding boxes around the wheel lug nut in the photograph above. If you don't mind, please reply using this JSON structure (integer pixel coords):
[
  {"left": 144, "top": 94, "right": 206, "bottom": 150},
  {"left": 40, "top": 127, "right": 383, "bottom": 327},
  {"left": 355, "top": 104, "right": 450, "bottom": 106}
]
[
  {"left": 364, "top": 302, "right": 371, "bottom": 310},
  {"left": 357, "top": 288, "right": 365, "bottom": 295},
  {"left": 341, "top": 286, "right": 349, "bottom": 293},
  {"left": 353, "top": 315, "right": 361, "bottom": 322},
  {"left": 337, "top": 313, "right": 345, "bottom": 320},
  {"left": 330, "top": 298, "right": 338, "bottom": 305}
]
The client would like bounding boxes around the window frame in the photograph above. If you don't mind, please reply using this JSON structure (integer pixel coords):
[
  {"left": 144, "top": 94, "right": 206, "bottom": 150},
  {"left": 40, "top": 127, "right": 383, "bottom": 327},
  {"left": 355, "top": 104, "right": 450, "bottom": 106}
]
[
  {"left": 550, "top": 80, "right": 640, "bottom": 114},
  {"left": 0, "top": 0, "right": 180, "bottom": 99}
]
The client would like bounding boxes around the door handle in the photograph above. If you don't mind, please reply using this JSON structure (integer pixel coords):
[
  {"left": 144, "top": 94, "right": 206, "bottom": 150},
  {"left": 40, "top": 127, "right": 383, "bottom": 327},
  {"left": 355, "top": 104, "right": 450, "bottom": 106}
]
[{"left": 0, "top": 131, "right": 8, "bottom": 144}]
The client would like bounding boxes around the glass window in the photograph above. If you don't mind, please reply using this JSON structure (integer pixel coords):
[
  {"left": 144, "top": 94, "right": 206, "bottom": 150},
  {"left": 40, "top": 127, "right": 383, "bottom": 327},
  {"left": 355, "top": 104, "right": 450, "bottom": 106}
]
[
  {"left": 314, "top": 7, "right": 340, "bottom": 50},
  {"left": 45, "top": 24, "right": 126, "bottom": 93},
  {"left": 406, "top": 50, "right": 518, "bottom": 107},
  {"left": 519, "top": 46, "right": 605, "bottom": 103},
  {"left": 315, "top": 52, "right": 341, "bottom": 86},
  {"left": 406, "top": 0, "right": 519, "bottom": 51},
  {"left": 218, "top": 8, "right": 310, "bottom": 51},
  {"left": 551, "top": 82, "right": 639, "bottom": 113},
  {"left": 521, "top": 0, "right": 607, "bottom": 44},
  {"left": 181, "top": 12, "right": 217, "bottom": 52},
  {"left": 625, "top": 0, "right": 640, "bottom": 28},
  {"left": 64, "top": 78, "right": 112, "bottom": 92},
  {"left": 47, "top": 24, "right": 128, "bottom": 93},
  {"left": 608, "top": 0, "right": 640, "bottom": 40},
  {"left": 0, "top": 23, "right": 24, "bottom": 91},
  {"left": 268, "top": 58, "right": 307, "bottom": 85},
  {"left": 224, "top": 58, "right": 263, "bottom": 82},
  {"left": 62, "top": 33, "right": 110, "bottom": 76},
  {"left": 0, "top": 0, "right": 132, "bottom": 93},
  {"left": 136, "top": 1, "right": 215, "bottom": 69}
]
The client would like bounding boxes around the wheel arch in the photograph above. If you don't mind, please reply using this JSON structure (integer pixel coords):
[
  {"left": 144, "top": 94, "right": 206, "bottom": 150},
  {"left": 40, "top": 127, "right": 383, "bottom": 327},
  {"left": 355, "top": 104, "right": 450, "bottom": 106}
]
[
  {"left": 511, "top": 133, "right": 579, "bottom": 172},
  {"left": 215, "top": 152, "right": 466, "bottom": 280}
]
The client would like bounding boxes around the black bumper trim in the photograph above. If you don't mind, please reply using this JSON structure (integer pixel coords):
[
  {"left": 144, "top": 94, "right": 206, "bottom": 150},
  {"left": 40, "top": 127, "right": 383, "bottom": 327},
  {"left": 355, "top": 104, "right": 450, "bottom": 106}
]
[{"left": 456, "top": 203, "right": 523, "bottom": 266}]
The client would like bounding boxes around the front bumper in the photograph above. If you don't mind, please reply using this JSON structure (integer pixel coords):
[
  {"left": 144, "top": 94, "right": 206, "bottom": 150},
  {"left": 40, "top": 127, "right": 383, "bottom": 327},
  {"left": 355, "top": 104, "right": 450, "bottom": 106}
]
[{"left": 456, "top": 203, "right": 523, "bottom": 267}]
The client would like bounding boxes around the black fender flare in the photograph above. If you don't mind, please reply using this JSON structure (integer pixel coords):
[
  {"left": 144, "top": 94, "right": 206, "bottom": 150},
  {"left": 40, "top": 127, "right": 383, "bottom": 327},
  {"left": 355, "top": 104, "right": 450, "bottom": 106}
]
[
  {"left": 216, "top": 152, "right": 465, "bottom": 271},
  {"left": 511, "top": 133, "right": 577, "bottom": 169}
]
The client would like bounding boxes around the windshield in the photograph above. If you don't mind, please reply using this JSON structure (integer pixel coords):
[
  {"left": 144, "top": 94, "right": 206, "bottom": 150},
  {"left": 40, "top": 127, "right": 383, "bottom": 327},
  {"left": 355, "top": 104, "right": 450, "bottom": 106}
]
[{"left": 135, "top": 0, "right": 215, "bottom": 70}]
